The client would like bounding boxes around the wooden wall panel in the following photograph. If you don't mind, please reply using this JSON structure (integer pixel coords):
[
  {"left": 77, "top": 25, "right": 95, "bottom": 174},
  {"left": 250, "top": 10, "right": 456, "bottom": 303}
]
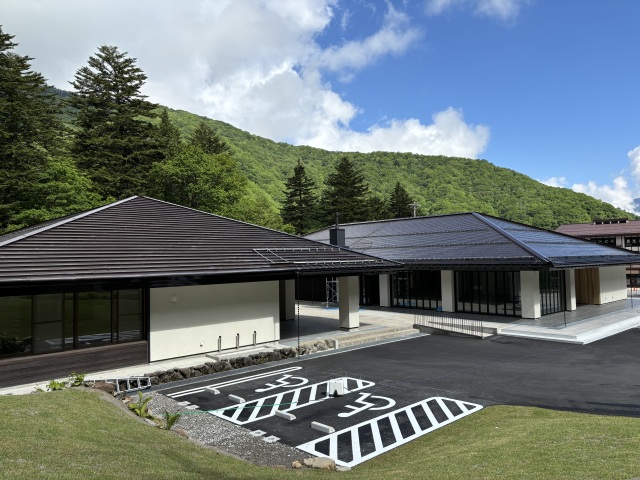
[{"left": 575, "top": 268, "right": 600, "bottom": 305}]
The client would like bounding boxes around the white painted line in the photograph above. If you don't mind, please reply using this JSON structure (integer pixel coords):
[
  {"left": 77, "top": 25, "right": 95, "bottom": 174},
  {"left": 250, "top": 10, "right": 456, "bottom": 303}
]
[
  {"left": 167, "top": 366, "right": 303, "bottom": 398},
  {"left": 311, "top": 421, "right": 335, "bottom": 434},
  {"left": 212, "top": 377, "right": 375, "bottom": 425},
  {"left": 297, "top": 397, "right": 483, "bottom": 468}
]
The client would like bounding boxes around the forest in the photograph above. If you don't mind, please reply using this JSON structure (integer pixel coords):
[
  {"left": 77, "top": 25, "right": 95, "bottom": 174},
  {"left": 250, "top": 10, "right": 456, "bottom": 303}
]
[{"left": 1, "top": 25, "right": 635, "bottom": 236}]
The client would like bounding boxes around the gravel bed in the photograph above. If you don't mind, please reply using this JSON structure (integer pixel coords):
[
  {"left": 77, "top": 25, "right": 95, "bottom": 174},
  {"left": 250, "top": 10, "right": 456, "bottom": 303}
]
[{"left": 149, "top": 392, "right": 305, "bottom": 468}]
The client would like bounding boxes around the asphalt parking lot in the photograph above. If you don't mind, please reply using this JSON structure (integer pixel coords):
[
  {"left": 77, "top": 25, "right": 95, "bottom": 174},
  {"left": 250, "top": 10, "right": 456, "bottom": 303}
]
[{"left": 157, "top": 328, "right": 640, "bottom": 466}]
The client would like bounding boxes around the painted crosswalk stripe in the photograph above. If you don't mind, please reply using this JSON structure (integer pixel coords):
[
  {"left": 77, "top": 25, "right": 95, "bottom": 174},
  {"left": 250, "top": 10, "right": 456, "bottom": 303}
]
[
  {"left": 212, "top": 377, "right": 374, "bottom": 425},
  {"left": 297, "top": 397, "right": 482, "bottom": 468}
]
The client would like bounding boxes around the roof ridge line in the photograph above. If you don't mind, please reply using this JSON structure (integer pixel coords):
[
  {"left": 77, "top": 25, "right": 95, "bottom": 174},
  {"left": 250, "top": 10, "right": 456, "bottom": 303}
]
[
  {"left": 0, "top": 196, "right": 137, "bottom": 248},
  {"left": 472, "top": 212, "right": 552, "bottom": 265}
]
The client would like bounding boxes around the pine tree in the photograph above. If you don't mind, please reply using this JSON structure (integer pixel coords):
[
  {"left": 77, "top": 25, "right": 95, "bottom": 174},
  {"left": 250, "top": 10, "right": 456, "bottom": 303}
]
[
  {"left": 157, "top": 109, "right": 181, "bottom": 158},
  {"left": 0, "top": 27, "right": 99, "bottom": 231},
  {"left": 387, "top": 182, "right": 415, "bottom": 218},
  {"left": 281, "top": 159, "right": 318, "bottom": 234},
  {"left": 188, "top": 121, "right": 233, "bottom": 156},
  {"left": 320, "top": 156, "right": 372, "bottom": 225},
  {"left": 68, "top": 45, "right": 161, "bottom": 198}
]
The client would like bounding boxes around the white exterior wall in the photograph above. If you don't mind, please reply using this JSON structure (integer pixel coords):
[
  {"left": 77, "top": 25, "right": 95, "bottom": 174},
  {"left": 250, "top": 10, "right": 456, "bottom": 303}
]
[
  {"left": 441, "top": 270, "right": 455, "bottom": 312},
  {"left": 565, "top": 269, "right": 577, "bottom": 311},
  {"left": 149, "top": 281, "right": 279, "bottom": 361},
  {"left": 338, "top": 276, "right": 360, "bottom": 330},
  {"left": 598, "top": 265, "right": 627, "bottom": 304},
  {"left": 520, "top": 271, "right": 541, "bottom": 319},
  {"left": 379, "top": 274, "right": 390, "bottom": 307}
]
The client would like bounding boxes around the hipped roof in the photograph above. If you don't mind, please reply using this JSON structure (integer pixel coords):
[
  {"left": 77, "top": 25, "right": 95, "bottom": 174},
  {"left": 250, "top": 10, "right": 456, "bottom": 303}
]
[
  {"left": 556, "top": 220, "right": 640, "bottom": 237},
  {"left": 305, "top": 212, "right": 640, "bottom": 270},
  {"left": 0, "top": 196, "right": 396, "bottom": 289}
]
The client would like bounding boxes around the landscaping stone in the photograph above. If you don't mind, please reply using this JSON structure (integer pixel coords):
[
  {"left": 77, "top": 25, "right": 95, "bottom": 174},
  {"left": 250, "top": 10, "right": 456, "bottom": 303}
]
[{"left": 303, "top": 457, "right": 336, "bottom": 470}]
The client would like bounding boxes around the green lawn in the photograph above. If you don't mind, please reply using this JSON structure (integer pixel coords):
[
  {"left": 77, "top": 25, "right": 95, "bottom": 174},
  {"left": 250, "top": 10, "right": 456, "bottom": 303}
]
[{"left": 1, "top": 389, "right": 639, "bottom": 479}]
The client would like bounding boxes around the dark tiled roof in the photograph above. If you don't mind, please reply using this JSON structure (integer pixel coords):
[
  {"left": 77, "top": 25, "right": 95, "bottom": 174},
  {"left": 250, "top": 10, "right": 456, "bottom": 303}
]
[
  {"left": 556, "top": 220, "right": 640, "bottom": 237},
  {"left": 305, "top": 213, "right": 640, "bottom": 269},
  {"left": 0, "top": 197, "right": 395, "bottom": 286}
]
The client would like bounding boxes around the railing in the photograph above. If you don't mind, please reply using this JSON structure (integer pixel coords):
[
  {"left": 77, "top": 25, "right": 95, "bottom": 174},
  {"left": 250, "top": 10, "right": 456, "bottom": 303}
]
[{"left": 414, "top": 310, "right": 485, "bottom": 338}]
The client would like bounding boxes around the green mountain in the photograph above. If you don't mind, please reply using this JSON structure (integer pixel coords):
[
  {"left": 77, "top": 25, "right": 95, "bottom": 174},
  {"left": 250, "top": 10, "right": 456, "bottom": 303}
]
[{"left": 165, "top": 108, "right": 635, "bottom": 230}]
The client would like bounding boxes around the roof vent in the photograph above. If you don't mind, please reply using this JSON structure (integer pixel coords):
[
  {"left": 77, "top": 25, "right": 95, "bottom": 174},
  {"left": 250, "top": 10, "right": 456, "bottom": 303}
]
[
  {"left": 330, "top": 228, "right": 345, "bottom": 247},
  {"left": 329, "top": 212, "right": 346, "bottom": 247}
]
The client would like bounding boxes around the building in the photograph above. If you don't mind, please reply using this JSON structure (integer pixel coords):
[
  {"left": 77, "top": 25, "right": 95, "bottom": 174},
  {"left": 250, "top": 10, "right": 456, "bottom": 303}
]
[
  {"left": 0, "top": 197, "right": 395, "bottom": 387},
  {"left": 305, "top": 213, "right": 639, "bottom": 319},
  {"left": 555, "top": 218, "right": 640, "bottom": 286}
]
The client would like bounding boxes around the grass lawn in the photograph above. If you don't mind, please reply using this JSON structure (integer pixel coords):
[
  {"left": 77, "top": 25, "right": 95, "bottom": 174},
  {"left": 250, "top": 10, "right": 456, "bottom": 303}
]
[{"left": 0, "top": 388, "right": 639, "bottom": 479}]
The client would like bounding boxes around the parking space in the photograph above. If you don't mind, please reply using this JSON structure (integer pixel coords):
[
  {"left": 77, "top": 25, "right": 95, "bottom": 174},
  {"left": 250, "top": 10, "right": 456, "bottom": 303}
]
[
  {"left": 159, "top": 363, "right": 482, "bottom": 467},
  {"left": 156, "top": 328, "right": 640, "bottom": 466}
]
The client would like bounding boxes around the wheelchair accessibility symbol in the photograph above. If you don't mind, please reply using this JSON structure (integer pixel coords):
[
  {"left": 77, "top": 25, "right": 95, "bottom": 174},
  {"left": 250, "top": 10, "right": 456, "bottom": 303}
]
[
  {"left": 255, "top": 374, "right": 309, "bottom": 392},
  {"left": 338, "top": 392, "right": 396, "bottom": 418}
]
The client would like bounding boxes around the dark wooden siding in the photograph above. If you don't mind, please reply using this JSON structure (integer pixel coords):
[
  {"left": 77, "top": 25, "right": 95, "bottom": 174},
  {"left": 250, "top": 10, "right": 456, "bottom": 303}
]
[{"left": 0, "top": 341, "right": 148, "bottom": 388}]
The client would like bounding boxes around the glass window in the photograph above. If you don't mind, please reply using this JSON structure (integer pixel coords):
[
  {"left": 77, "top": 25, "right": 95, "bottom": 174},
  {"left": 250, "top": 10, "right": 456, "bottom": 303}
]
[
  {"left": 0, "top": 296, "right": 32, "bottom": 356},
  {"left": 455, "top": 271, "right": 521, "bottom": 317},
  {"left": 117, "top": 290, "right": 143, "bottom": 342},
  {"left": 77, "top": 291, "right": 112, "bottom": 347},
  {"left": 33, "top": 294, "right": 64, "bottom": 354}
]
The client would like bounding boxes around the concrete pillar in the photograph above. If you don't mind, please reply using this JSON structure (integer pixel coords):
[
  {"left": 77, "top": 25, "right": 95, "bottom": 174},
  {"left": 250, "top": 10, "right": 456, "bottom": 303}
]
[
  {"left": 338, "top": 276, "right": 360, "bottom": 330},
  {"left": 565, "top": 270, "right": 577, "bottom": 311},
  {"left": 520, "top": 271, "right": 541, "bottom": 319},
  {"left": 441, "top": 270, "right": 456, "bottom": 312},
  {"left": 379, "top": 274, "right": 390, "bottom": 307},
  {"left": 279, "top": 279, "right": 295, "bottom": 321}
]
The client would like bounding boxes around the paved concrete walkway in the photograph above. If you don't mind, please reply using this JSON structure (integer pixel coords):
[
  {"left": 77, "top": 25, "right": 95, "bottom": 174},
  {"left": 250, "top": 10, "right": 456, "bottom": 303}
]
[
  {"left": 0, "top": 304, "right": 420, "bottom": 396},
  {"left": 486, "top": 298, "right": 640, "bottom": 344}
]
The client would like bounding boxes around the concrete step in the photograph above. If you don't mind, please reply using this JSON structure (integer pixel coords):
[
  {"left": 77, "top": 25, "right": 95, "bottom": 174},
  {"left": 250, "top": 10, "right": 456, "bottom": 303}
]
[
  {"left": 497, "top": 316, "right": 640, "bottom": 345},
  {"left": 335, "top": 327, "right": 421, "bottom": 349}
]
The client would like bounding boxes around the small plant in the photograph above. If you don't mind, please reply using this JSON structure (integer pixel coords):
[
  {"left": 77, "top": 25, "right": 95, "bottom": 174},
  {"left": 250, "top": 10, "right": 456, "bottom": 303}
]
[
  {"left": 46, "top": 379, "right": 66, "bottom": 391},
  {"left": 162, "top": 410, "right": 182, "bottom": 430},
  {"left": 67, "top": 371, "right": 86, "bottom": 387},
  {"left": 128, "top": 391, "right": 153, "bottom": 419}
]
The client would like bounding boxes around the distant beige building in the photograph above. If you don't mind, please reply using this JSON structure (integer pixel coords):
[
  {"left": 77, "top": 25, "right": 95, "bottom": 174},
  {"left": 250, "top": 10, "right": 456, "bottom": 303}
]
[{"left": 556, "top": 218, "right": 640, "bottom": 286}]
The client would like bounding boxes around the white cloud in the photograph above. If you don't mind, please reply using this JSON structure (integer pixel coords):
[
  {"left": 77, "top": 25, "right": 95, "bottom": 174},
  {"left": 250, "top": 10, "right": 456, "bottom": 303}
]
[
  {"left": 425, "top": 0, "right": 529, "bottom": 21},
  {"left": 540, "top": 176, "right": 567, "bottom": 188},
  {"left": 0, "top": 0, "right": 490, "bottom": 158},
  {"left": 541, "top": 147, "right": 640, "bottom": 214},
  {"left": 303, "top": 107, "right": 489, "bottom": 158},
  {"left": 571, "top": 176, "right": 635, "bottom": 213}
]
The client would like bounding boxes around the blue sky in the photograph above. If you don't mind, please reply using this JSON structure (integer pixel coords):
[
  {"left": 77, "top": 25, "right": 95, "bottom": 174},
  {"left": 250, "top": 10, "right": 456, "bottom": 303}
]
[{"left": 2, "top": 0, "right": 639, "bottom": 212}]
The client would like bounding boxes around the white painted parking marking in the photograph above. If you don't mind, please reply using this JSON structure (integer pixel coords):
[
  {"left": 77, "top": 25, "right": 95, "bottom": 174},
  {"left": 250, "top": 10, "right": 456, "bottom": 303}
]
[
  {"left": 297, "top": 397, "right": 483, "bottom": 468},
  {"left": 212, "top": 377, "right": 375, "bottom": 425},
  {"left": 166, "top": 366, "right": 303, "bottom": 398},
  {"left": 255, "top": 374, "right": 309, "bottom": 392},
  {"left": 338, "top": 392, "right": 396, "bottom": 418}
]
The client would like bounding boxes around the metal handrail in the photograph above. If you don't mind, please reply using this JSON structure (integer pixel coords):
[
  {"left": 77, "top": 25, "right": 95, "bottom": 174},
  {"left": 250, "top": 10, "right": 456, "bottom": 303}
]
[{"left": 414, "top": 310, "right": 485, "bottom": 337}]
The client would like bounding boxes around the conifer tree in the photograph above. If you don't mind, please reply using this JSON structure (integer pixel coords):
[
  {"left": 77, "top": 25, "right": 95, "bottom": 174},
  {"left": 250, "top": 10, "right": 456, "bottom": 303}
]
[
  {"left": 281, "top": 159, "right": 318, "bottom": 234},
  {"left": 0, "top": 27, "right": 100, "bottom": 231},
  {"left": 157, "top": 109, "right": 181, "bottom": 158},
  {"left": 320, "top": 156, "right": 372, "bottom": 225},
  {"left": 188, "top": 121, "right": 233, "bottom": 156},
  {"left": 68, "top": 45, "right": 161, "bottom": 198},
  {"left": 387, "top": 182, "right": 415, "bottom": 218}
]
